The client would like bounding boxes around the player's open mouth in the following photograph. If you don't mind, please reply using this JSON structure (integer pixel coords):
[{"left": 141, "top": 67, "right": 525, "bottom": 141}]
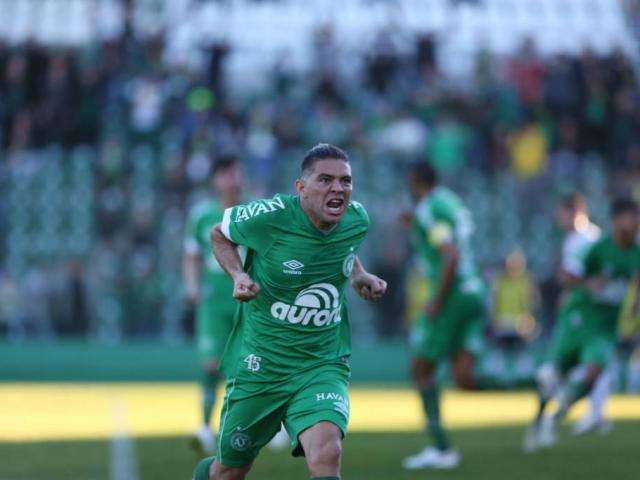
[{"left": 325, "top": 198, "right": 345, "bottom": 216}]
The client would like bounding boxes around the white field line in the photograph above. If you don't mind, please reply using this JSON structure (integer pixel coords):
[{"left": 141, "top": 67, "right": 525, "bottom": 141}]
[{"left": 110, "top": 398, "right": 140, "bottom": 480}]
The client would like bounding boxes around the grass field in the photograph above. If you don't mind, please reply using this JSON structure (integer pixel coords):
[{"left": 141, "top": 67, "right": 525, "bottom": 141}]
[
  {"left": 3, "top": 424, "right": 640, "bottom": 480},
  {"left": 2, "top": 383, "right": 640, "bottom": 479}
]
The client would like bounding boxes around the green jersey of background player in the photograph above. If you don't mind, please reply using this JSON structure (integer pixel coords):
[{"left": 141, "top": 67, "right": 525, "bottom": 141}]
[
  {"left": 183, "top": 156, "right": 242, "bottom": 455},
  {"left": 534, "top": 197, "right": 640, "bottom": 449},
  {"left": 402, "top": 162, "right": 486, "bottom": 471},
  {"left": 192, "top": 144, "right": 387, "bottom": 480}
]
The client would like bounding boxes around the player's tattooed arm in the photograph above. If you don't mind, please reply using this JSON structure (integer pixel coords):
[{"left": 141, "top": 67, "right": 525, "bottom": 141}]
[
  {"left": 350, "top": 256, "right": 387, "bottom": 301},
  {"left": 426, "top": 242, "right": 458, "bottom": 317},
  {"left": 210, "top": 224, "right": 260, "bottom": 302}
]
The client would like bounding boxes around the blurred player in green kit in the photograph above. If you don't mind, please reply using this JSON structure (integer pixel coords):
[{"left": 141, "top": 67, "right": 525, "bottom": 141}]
[
  {"left": 183, "top": 156, "right": 243, "bottom": 454},
  {"left": 402, "top": 162, "right": 486, "bottom": 470},
  {"left": 534, "top": 198, "right": 640, "bottom": 447},
  {"left": 192, "top": 144, "right": 387, "bottom": 480}
]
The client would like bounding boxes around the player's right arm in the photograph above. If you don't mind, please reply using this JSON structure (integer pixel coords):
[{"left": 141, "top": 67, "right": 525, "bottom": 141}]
[
  {"left": 182, "top": 252, "right": 201, "bottom": 304},
  {"left": 210, "top": 224, "right": 260, "bottom": 302},
  {"left": 183, "top": 207, "right": 202, "bottom": 304},
  {"left": 211, "top": 196, "right": 283, "bottom": 301}
]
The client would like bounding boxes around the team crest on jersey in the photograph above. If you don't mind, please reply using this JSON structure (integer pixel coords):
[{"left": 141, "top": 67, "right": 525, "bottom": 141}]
[
  {"left": 271, "top": 283, "right": 342, "bottom": 327},
  {"left": 342, "top": 251, "right": 356, "bottom": 277}
]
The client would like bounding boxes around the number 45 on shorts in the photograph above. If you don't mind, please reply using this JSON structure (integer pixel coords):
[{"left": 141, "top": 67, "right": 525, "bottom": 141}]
[{"left": 244, "top": 354, "right": 262, "bottom": 372}]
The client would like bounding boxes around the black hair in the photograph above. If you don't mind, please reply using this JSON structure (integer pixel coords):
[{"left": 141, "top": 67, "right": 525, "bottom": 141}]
[
  {"left": 212, "top": 154, "right": 239, "bottom": 177},
  {"left": 560, "top": 191, "right": 586, "bottom": 211},
  {"left": 611, "top": 197, "right": 639, "bottom": 218},
  {"left": 409, "top": 161, "right": 438, "bottom": 187},
  {"left": 301, "top": 143, "right": 349, "bottom": 177}
]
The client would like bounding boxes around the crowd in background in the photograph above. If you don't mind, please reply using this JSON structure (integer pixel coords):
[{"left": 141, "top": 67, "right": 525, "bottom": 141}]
[{"left": 0, "top": 9, "right": 639, "bottom": 344}]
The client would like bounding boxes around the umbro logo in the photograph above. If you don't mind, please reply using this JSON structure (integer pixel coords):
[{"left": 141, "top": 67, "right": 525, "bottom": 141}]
[{"left": 283, "top": 259, "right": 304, "bottom": 275}]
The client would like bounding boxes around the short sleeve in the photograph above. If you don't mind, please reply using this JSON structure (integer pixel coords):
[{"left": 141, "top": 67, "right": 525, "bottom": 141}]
[
  {"left": 349, "top": 200, "right": 371, "bottom": 232},
  {"left": 426, "top": 201, "right": 455, "bottom": 247},
  {"left": 220, "top": 196, "right": 285, "bottom": 252},
  {"left": 428, "top": 222, "right": 454, "bottom": 247}
]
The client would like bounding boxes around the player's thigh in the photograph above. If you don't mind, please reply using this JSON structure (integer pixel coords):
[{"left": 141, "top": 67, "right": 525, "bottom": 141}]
[
  {"left": 456, "top": 294, "right": 486, "bottom": 357},
  {"left": 284, "top": 362, "right": 350, "bottom": 457},
  {"left": 216, "top": 380, "right": 286, "bottom": 468},
  {"left": 581, "top": 334, "right": 616, "bottom": 370},
  {"left": 410, "top": 313, "right": 454, "bottom": 364},
  {"left": 550, "top": 330, "right": 581, "bottom": 375}
]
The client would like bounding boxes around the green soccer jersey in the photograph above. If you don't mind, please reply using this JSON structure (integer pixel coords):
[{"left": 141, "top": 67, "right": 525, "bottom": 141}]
[
  {"left": 184, "top": 199, "right": 234, "bottom": 301},
  {"left": 583, "top": 235, "right": 640, "bottom": 335},
  {"left": 413, "top": 186, "right": 484, "bottom": 296},
  {"left": 557, "top": 225, "right": 600, "bottom": 326},
  {"left": 219, "top": 194, "right": 370, "bottom": 380}
]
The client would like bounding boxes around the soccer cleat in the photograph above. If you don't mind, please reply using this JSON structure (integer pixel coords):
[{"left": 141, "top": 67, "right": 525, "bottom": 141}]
[
  {"left": 190, "top": 426, "right": 216, "bottom": 456},
  {"left": 401, "top": 447, "right": 461, "bottom": 470},
  {"left": 571, "top": 415, "right": 613, "bottom": 436},
  {"left": 267, "top": 427, "right": 289, "bottom": 452},
  {"left": 537, "top": 415, "right": 557, "bottom": 448},
  {"left": 522, "top": 422, "right": 541, "bottom": 454}
]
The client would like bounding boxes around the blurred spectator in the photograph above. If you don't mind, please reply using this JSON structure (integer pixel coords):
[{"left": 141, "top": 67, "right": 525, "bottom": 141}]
[{"left": 492, "top": 249, "right": 538, "bottom": 341}]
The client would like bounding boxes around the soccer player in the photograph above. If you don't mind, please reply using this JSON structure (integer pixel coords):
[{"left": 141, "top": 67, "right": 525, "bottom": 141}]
[
  {"left": 523, "top": 193, "right": 602, "bottom": 451},
  {"left": 192, "top": 144, "right": 387, "bottom": 480},
  {"left": 183, "top": 156, "right": 243, "bottom": 454},
  {"left": 402, "top": 162, "right": 486, "bottom": 470},
  {"left": 536, "top": 198, "right": 640, "bottom": 447}
]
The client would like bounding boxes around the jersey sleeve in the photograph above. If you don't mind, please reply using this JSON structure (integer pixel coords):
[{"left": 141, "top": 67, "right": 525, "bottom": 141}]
[
  {"left": 183, "top": 205, "right": 201, "bottom": 255},
  {"left": 220, "top": 196, "right": 284, "bottom": 252},
  {"left": 426, "top": 202, "right": 455, "bottom": 248},
  {"left": 583, "top": 241, "right": 602, "bottom": 277},
  {"left": 349, "top": 200, "right": 371, "bottom": 234}
]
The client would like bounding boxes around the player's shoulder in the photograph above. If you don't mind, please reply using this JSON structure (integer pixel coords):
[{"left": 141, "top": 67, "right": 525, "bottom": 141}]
[
  {"left": 432, "top": 187, "right": 462, "bottom": 211},
  {"left": 345, "top": 199, "right": 370, "bottom": 227},
  {"left": 589, "top": 235, "right": 611, "bottom": 253},
  {"left": 231, "top": 193, "right": 291, "bottom": 224},
  {"left": 188, "top": 198, "right": 219, "bottom": 220},
  {"left": 416, "top": 187, "right": 457, "bottom": 225}
]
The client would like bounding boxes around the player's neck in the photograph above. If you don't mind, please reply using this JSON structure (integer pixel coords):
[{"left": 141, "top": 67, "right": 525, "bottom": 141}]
[
  {"left": 418, "top": 186, "right": 435, "bottom": 201},
  {"left": 220, "top": 194, "right": 240, "bottom": 209},
  {"left": 300, "top": 200, "right": 337, "bottom": 233},
  {"left": 613, "top": 232, "right": 633, "bottom": 249}
]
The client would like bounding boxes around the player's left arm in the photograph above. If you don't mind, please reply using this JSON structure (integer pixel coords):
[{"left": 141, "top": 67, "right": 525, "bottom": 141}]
[
  {"left": 350, "top": 256, "right": 387, "bottom": 301},
  {"left": 426, "top": 221, "right": 459, "bottom": 317}
]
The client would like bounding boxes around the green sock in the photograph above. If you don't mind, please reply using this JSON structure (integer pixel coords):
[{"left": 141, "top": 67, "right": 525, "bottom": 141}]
[
  {"left": 202, "top": 371, "right": 220, "bottom": 426},
  {"left": 192, "top": 457, "right": 214, "bottom": 480},
  {"left": 419, "top": 384, "right": 450, "bottom": 451}
]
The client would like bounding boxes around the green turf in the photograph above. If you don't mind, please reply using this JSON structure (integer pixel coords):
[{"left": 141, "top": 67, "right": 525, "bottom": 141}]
[{"left": 3, "top": 422, "right": 640, "bottom": 479}]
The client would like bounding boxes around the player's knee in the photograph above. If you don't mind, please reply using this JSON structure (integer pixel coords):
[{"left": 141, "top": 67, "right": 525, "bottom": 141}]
[
  {"left": 411, "top": 359, "right": 435, "bottom": 388},
  {"left": 306, "top": 438, "right": 342, "bottom": 473},
  {"left": 586, "top": 364, "right": 603, "bottom": 385},
  {"left": 453, "top": 369, "right": 475, "bottom": 390},
  {"left": 204, "top": 360, "right": 220, "bottom": 376}
]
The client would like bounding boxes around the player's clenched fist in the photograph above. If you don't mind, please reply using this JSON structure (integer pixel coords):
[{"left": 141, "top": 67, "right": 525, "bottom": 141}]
[
  {"left": 351, "top": 272, "right": 387, "bottom": 301},
  {"left": 232, "top": 272, "right": 260, "bottom": 301}
]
